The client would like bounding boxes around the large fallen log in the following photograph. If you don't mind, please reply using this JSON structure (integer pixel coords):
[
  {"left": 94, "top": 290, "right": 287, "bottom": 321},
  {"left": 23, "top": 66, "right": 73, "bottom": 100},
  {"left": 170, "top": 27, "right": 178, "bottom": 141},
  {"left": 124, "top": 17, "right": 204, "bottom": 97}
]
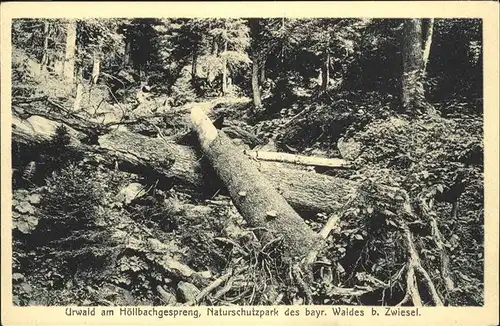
[
  {"left": 12, "top": 116, "right": 176, "bottom": 182},
  {"left": 190, "top": 106, "right": 322, "bottom": 262},
  {"left": 12, "top": 114, "right": 356, "bottom": 215}
]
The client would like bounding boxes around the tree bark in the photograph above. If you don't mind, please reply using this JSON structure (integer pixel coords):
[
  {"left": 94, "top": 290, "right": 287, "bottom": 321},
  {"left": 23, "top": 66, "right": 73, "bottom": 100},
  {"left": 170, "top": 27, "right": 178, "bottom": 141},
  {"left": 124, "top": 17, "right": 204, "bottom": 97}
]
[
  {"left": 190, "top": 106, "right": 321, "bottom": 262},
  {"left": 222, "top": 41, "right": 228, "bottom": 96},
  {"left": 124, "top": 40, "right": 132, "bottom": 67},
  {"left": 422, "top": 18, "right": 434, "bottom": 72},
  {"left": 191, "top": 48, "right": 198, "bottom": 81},
  {"left": 249, "top": 18, "right": 262, "bottom": 109},
  {"left": 251, "top": 52, "right": 262, "bottom": 109},
  {"left": 91, "top": 50, "right": 101, "bottom": 85},
  {"left": 321, "top": 51, "right": 330, "bottom": 92},
  {"left": 73, "top": 83, "right": 83, "bottom": 111},
  {"left": 63, "top": 20, "right": 77, "bottom": 81},
  {"left": 40, "top": 21, "right": 50, "bottom": 75},
  {"left": 401, "top": 19, "right": 425, "bottom": 111}
]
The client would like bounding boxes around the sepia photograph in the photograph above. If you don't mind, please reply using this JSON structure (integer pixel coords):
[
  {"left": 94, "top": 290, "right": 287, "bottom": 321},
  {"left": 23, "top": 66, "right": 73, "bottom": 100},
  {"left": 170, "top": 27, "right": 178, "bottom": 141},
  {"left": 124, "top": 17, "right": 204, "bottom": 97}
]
[{"left": 1, "top": 2, "right": 499, "bottom": 326}]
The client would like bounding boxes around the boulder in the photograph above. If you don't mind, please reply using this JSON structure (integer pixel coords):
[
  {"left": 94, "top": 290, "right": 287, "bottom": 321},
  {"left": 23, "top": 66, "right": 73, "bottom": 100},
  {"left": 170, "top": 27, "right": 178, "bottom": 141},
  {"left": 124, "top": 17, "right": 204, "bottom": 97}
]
[{"left": 177, "top": 281, "right": 200, "bottom": 303}]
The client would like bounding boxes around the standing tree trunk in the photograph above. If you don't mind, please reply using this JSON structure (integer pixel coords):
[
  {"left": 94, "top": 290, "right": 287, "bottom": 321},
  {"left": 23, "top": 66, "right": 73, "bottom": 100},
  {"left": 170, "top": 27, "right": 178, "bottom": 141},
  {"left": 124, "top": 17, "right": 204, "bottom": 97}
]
[
  {"left": 73, "top": 67, "right": 83, "bottom": 111},
  {"left": 190, "top": 107, "right": 321, "bottom": 263},
  {"left": 249, "top": 18, "right": 262, "bottom": 110},
  {"left": 221, "top": 40, "right": 228, "bottom": 96},
  {"left": 401, "top": 19, "right": 425, "bottom": 111},
  {"left": 321, "top": 50, "right": 330, "bottom": 92},
  {"left": 91, "top": 49, "right": 100, "bottom": 85},
  {"left": 251, "top": 53, "right": 262, "bottom": 109},
  {"left": 124, "top": 40, "right": 132, "bottom": 67},
  {"left": 422, "top": 18, "right": 435, "bottom": 72},
  {"left": 260, "top": 60, "right": 266, "bottom": 84},
  {"left": 63, "top": 20, "right": 77, "bottom": 81},
  {"left": 191, "top": 47, "right": 198, "bottom": 81},
  {"left": 211, "top": 37, "right": 218, "bottom": 55},
  {"left": 39, "top": 21, "right": 50, "bottom": 75}
]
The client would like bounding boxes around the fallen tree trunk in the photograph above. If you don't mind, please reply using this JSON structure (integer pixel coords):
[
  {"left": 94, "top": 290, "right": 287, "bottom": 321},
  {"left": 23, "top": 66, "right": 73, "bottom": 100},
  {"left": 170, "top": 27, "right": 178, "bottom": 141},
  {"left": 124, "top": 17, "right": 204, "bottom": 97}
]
[
  {"left": 12, "top": 114, "right": 356, "bottom": 215},
  {"left": 12, "top": 116, "right": 176, "bottom": 183},
  {"left": 190, "top": 106, "right": 321, "bottom": 262},
  {"left": 245, "top": 150, "right": 352, "bottom": 168}
]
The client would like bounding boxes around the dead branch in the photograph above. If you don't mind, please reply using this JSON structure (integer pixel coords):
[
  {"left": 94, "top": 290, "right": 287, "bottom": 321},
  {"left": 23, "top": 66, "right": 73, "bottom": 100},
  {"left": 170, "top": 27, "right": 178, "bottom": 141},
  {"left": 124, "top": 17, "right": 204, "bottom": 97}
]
[
  {"left": 304, "top": 214, "right": 341, "bottom": 266},
  {"left": 245, "top": 150, "right": 352, "bottom": 168},
  {"left": 184, "top": 270, "right": 234, "bottom": 306}
]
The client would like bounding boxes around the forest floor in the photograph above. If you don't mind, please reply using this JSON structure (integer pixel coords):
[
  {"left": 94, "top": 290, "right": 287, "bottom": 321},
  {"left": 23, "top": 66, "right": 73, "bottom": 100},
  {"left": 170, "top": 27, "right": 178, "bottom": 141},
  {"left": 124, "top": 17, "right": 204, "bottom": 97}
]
[{"left": 11, "top": 74, "right": 484, "bottom": 307}]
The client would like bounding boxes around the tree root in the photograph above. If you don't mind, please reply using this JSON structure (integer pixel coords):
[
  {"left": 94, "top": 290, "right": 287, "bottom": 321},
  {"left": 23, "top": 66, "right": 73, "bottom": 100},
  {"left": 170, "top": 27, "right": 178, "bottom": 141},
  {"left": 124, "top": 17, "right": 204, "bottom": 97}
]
[
  {"left": 292, "top": 263, "right": 313, "bottom": 304},
  {"left": 397, "top": 221, "right": 444, "bottom": 306},
  {"left": 184, "top": 270, "right": 234, "bottom": 306},
  {"left": 418, "top": 189, "right": 455, "bottom": 293}
]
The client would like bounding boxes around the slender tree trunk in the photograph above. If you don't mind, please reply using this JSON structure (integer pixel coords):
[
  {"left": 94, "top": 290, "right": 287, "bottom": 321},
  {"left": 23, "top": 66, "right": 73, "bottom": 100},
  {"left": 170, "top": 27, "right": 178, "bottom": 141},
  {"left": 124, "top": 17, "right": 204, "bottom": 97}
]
[
  {"left": 63, "top": 20, "right": 77, "bottom": 81},
  {"left": 251, "top": 53, "right": 262, "bottom": 109},
  {"left": 260, "top": 60, "right": 266, "bottom": 84},
  {"left": 40, "top": 21, "right": 50, "bottom": 75},
  {"left": 422, "top": 18, "right": 434, "bottom": 72},
  {"left": 124, "top": 40, "right": 132, "bottom": 67},
  {"left": 212, "top": 37, "right": 218, "bottom": 55},
  {"left": 222, "top": 40, "right": 228, "bottom": 96},
  {"left": 321, "top": 51, "right": 330, "bottom": 92},
  {"left": 191, "top": 48, "right": 198, "bottom": 81},
  {"left": 91, "top": 49, "right": 100, "bottom": 85},
  {"left": 249, "top": 18, "right": 262, "bottom": 109},
  {"left": 73, "top": 68, "right": 83, "bottom": 111},
  {"left": 401, "top": 19, "right": 424, "bottom": 111},
  {"left": 280, "top": 18, "right": 286, "bottom": 66}
]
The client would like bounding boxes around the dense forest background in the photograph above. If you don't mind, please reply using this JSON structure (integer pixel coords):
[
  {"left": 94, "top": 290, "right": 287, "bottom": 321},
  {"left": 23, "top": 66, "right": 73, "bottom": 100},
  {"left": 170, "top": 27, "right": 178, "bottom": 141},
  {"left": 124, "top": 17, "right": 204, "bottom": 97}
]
[{"left": 10, "top": 18, "right": 483, "bottom": 307}]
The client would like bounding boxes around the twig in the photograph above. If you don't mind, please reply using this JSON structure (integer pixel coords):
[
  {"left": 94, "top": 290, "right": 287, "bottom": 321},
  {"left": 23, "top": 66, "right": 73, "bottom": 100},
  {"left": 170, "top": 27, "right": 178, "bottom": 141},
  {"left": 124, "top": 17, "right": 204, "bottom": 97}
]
[
  {"left": 12, "top": 95, "right": 48, "bottom": 104},
  {"left": 212, "top": 277, "right": 235, "bottom": 300},
  {"left": 184, "top": 270, "right": 233, "bottom": 306},
  {"left": 304, "top": 214, "right": 341, "bottom": 266},
  {"left": 280, "top": 106, "right": 314, "bottom": 129},
  {"left": 272, "top": 293, "right": 284, "bottom": 305},
  {"left": 214, "top": 237, "right": 248, "bottom": 256}
]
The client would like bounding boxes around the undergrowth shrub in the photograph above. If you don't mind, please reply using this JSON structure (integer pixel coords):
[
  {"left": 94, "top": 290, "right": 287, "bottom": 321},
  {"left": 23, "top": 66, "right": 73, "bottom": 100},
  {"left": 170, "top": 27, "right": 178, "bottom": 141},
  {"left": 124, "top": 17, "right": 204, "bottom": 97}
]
[
  {"left": 344, "top": 111, "right": 484, "bottom": 306},
  {"left": 276, "top": 91, "right": 396, "bottom": 152},
  {"left": 38, "top": 163, "right": 105, "bottom": 238},
  {"left": 170, "top": 67, "right": 197, "bottom": 107}
]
